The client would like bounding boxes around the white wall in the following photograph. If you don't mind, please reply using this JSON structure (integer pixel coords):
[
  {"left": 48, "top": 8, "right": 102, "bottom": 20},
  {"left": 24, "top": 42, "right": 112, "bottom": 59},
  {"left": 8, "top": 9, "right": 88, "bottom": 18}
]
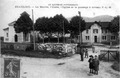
[
  {"left": 9, "top": 26, "right": 16, "bottom": 42},
  {"left": 90, "top": 24, "right": 102, "bottom": 43},
  {"left": 82, "top": 23, "right": 102, "bottom": 43},
  {"left": 4, "top": 29, "right": 9, "bottom": 42},
  {"left": 82, "top": 23, "right": 118, "bottom": 43},
  {"left": 82, "top": 30, "right": 91, "bottom": 43},
  {"left": 4, "top": 25, "right": 31, "bottom": 43}
]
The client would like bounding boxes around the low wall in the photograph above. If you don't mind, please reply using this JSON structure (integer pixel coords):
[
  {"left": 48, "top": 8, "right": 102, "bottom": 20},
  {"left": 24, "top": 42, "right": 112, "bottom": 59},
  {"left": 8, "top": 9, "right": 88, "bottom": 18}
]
[
  {"left": 36, "top": 43, "right": 77, "bottom": 54},
  {"left": 1, "top": 42, "right": 31, "bottom": 51},
  {"left": 1, "top": 42, "right": 77, "bottom": 54}
]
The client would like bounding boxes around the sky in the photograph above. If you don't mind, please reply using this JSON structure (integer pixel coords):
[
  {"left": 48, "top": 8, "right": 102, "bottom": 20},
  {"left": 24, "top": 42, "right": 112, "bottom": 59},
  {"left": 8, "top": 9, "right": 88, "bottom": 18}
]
[{"left": 0, "top": 0, "right": 120, "bottom": 36}]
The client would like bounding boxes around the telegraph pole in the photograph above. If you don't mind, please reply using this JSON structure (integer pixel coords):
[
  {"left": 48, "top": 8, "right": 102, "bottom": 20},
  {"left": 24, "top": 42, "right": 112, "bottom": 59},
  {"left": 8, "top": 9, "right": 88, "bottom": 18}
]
[
  {"left": 32, "top": 9, "right": 35, "bottom": 50},
  {"left": 63, "top": 20, "right": 65, "bottom": 44},
  {"left": 0, "top": 38, "right": 2, "bottom": 78},
  {"left": 78, "top": 11, "right": 82, "bottom": 44},
  {"left": 0, "top": 38, "right": 1, "bottom": 57}
]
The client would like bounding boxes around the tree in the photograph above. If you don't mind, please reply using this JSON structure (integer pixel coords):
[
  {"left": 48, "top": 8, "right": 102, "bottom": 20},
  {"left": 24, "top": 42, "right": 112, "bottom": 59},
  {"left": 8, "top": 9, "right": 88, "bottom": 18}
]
[
  {"left": 52, "top": 14, "right": 69, "bottom": 43},
  {"left": 34, "top": 17, "right": 50, "bottom": 43},
  {"left": 35, "top": 17, "right": 49, "bottom": 33},
  {"left": 69, "top": 16, "right": 86, "bottom": 36},
  {"left": 14, "top": 11, "right": 33, "bottom": 41},
  {"left": 108, "top": 16, "right": 119, "bottom": 33}
]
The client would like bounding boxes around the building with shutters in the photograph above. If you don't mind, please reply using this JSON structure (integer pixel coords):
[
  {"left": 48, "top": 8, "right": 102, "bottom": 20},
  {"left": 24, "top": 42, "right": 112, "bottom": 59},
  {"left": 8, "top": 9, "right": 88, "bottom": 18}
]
[{"left": 81, "top": 21, "right": 118, "bottom": 43}]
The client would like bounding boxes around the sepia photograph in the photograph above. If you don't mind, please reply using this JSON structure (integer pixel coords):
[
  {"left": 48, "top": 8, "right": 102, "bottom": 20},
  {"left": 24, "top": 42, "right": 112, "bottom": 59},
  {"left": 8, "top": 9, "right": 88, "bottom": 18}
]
[{"left": 0, "top": 0, "right": 120, "bottom": 78}]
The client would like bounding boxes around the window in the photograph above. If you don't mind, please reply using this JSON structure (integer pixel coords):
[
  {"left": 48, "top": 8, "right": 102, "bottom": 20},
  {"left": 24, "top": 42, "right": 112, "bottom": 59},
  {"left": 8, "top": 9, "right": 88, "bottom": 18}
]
[
  {"left": 6, "top": 33, "right": 8, "bottom": 37},
  {"left": 93, "top": 29, "right": 98, "bottom": 33},
  {"left": 86, "top": 36, "right": 89, "bottom": 40},
  {"left": 102, "top": 30, "right": 104, "bottom": 33},
  {"left": 111, "top": 36, "right": 115, "bottom": 40},
  {"left": 102, "top": 36, "right": 106, "bottom": 40},
  {"left": 5, "top": 38, "right": 9, "bottom": 41},
  {"left": 25, "top": 34, "right": 29, "bottom": 41},
  {"left": 86, "top": 29, "right": 88, "bottom": 34},
  {"left": 102, "top": 30, "right": 107, "bottom": 33},
  {"left": 105, "top": 30, "right": 107, "bottom": 33},
  {"left": 96, "top": 29, "right": 98, "bottom": 33}
]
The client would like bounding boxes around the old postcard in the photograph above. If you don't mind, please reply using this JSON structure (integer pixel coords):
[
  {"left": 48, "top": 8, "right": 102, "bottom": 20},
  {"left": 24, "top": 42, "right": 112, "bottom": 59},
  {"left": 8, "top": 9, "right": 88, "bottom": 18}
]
[{"left": 0, "top": 0, "right": 120, "bottom": 78}]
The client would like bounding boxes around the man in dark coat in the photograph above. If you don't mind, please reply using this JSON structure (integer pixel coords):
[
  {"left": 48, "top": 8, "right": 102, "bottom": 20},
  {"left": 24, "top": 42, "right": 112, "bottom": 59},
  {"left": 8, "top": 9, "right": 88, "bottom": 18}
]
[
  {"left": 93, "top": 55, "right": 100, "bottom": 75},
  {"left": 80, "top": 48, "right": 84, "bottom": 61},
  {"left": 77, "top": 44, "right": 84, "bottom": 61}
]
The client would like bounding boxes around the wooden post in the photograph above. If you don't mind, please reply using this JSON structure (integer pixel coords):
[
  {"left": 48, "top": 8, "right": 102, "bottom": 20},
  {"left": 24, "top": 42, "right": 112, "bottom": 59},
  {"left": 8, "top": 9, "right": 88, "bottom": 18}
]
[
  {"left": 63, "top": 20, "right": 65, "bottom": 44},
  {"left": 108, "top": 50, "right": 109, "bottom": 62},
  {"left": 32, "top": 9, "right": 36, "bottom": 50},
  {"left": 0, "top": 39, "right": 2, "bottom": 78}
]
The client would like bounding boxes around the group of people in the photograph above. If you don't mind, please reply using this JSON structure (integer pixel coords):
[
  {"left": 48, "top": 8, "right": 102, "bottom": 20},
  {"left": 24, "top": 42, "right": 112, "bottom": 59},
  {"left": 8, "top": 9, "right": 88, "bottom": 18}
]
[
  {"left": 88, "top": 55, "right": 100, "bottom": 75},
  {"left": 77, "top": 45, "right": 100, "bottom": 75}
]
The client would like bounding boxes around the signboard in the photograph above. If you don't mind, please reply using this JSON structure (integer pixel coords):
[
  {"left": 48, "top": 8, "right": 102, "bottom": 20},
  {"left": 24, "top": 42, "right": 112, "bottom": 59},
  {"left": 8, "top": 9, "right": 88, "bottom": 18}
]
[{"left": 4, "top": 58, "right": 20, "bottom": 78}]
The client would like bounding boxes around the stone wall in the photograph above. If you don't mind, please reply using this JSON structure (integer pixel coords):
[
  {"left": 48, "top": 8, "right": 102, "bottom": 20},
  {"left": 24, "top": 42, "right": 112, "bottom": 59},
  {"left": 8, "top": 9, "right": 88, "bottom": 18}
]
[{"left": 36, "top": 43, "right": 77, "bottom": 54}]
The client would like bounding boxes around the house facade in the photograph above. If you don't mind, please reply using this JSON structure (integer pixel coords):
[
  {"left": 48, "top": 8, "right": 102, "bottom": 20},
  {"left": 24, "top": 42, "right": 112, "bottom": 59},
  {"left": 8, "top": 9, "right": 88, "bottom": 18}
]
[
  {"left": 3, "top": 21, "right": 31, "bottom": 43},
  {"left": 3, "top": 21, "right": 118, "bottom": 43},
  {"left": 81, "top": 22, "right": 118, "bottom": 43}
]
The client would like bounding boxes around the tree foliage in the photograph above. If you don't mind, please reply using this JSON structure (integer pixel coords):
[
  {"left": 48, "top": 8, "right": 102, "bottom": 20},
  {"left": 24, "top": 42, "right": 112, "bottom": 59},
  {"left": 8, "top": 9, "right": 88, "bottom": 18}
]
[
  {"left": 69, "top": 16, "right": 86, "bottom": 35},
  {"left": 14, "top": 11, "right": 33, "bottom": 34},
  {"left": 34, "top": 17, "right": 49, "bottom": 33},
  {"left": 52, "top": 14, "right": 69, "bottom": 33},
  {"left": 108, "top": 16, "right": 119, "bottom": 33},
  {"left": 34, "top": 14, "right": 69, "bottom": 34}
]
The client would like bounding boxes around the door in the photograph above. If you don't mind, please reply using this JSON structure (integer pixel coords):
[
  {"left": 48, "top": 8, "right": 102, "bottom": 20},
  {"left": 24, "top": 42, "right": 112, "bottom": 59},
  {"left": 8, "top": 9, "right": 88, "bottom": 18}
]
[
  {"left": 94, "top": 36, "right": 97, "bottom": 43},
  {"left": 14, "top": 34, "right": 18, "bottom": 42}
]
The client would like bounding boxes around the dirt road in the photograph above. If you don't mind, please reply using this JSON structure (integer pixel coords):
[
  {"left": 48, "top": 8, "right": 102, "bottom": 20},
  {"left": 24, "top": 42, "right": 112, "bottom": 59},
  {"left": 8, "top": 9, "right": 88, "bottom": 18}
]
[{"left": 0, "top": 46, "right": 120, "bottom": 78}]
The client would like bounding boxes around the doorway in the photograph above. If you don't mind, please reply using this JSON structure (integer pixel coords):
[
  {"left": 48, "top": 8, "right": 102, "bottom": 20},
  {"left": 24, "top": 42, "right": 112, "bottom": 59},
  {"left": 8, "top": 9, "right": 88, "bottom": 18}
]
[
  {"left": 94, "top": 36, "right": 97, "bottom": 43},
  {"left": 14, "top": 34, "right": 18, "bottom": 42}
]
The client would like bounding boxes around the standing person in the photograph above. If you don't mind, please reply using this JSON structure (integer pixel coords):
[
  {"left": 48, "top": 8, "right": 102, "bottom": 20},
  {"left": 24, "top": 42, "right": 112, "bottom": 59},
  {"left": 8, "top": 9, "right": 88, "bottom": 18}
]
[
  {"left": 93, "top": 55, "right": 100, "bottom": 75},
  {"left": 77, "top": 44, "right": 84, "bottom": 61},
  {"left": 80, "top": 47, "right": 84, "bottom": 61},
  {"left": 92, "top": 47, "right": 95, "bottom": 53},
  {"left": 85, "top": 48, "right": 88, "bottom": 58},
  {"left": 88, "top": 55, "right": 94, "bottom": 74}
]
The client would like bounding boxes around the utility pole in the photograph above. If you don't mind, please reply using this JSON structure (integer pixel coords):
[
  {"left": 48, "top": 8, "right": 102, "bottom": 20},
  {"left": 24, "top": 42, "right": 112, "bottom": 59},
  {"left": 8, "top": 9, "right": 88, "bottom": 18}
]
[
  {"left": 78, "top": 11, "right": 82, "bottom": 44},
  {"left": 0, "top": 38, "right": 2, "bottom": 78},
  {"left": 63, "top": 20, "right": 65, "bottom": 44},
  {"left": 32, "top": 9, "right": 35, "bottom": 50},
  {"left": 0, "top": 38, "right": 1, "bottom": 57}
]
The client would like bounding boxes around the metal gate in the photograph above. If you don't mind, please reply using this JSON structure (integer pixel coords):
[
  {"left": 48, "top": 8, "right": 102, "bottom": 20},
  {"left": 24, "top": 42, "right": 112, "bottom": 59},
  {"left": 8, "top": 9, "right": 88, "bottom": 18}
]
[{"left": 100, "top": 50, "right": 119, "bottom": 62}]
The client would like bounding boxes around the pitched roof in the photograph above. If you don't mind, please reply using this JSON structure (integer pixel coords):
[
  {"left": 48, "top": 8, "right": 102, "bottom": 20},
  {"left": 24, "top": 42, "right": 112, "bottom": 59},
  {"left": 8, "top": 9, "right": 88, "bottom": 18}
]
[
  {"left": 3, "top": 27, "right": 9, "bottom": 30},
  {"left": 8, "top": 21, "right": 16, "bottom": 26},
  {"left": 86, "top": 21, "right": 110, "bottom": 29}
]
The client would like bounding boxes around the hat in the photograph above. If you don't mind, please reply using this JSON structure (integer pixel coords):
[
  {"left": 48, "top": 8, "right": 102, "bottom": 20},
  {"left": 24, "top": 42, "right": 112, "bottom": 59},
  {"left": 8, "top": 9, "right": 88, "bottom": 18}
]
[
  {"left": 95, "top": 55, "right": 97, "bottom": 57},
  {"left": 77, "top": 44, "right": 80, "bottom": 47},
  {"left": 89, "top": 55, "right": 93, "bottom": 57}
]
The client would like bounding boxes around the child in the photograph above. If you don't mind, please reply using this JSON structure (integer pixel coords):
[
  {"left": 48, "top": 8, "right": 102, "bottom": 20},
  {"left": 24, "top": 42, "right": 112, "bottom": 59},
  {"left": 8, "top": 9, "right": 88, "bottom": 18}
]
[
  {"left": 85, "top": 48, "right": 88, "bottom": 58},
  {"left": 93, "top": 55, "right": 99, "bottom": 75},
  {"left": 88, "top": 55, "right": 94, "bottom": 73}
]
